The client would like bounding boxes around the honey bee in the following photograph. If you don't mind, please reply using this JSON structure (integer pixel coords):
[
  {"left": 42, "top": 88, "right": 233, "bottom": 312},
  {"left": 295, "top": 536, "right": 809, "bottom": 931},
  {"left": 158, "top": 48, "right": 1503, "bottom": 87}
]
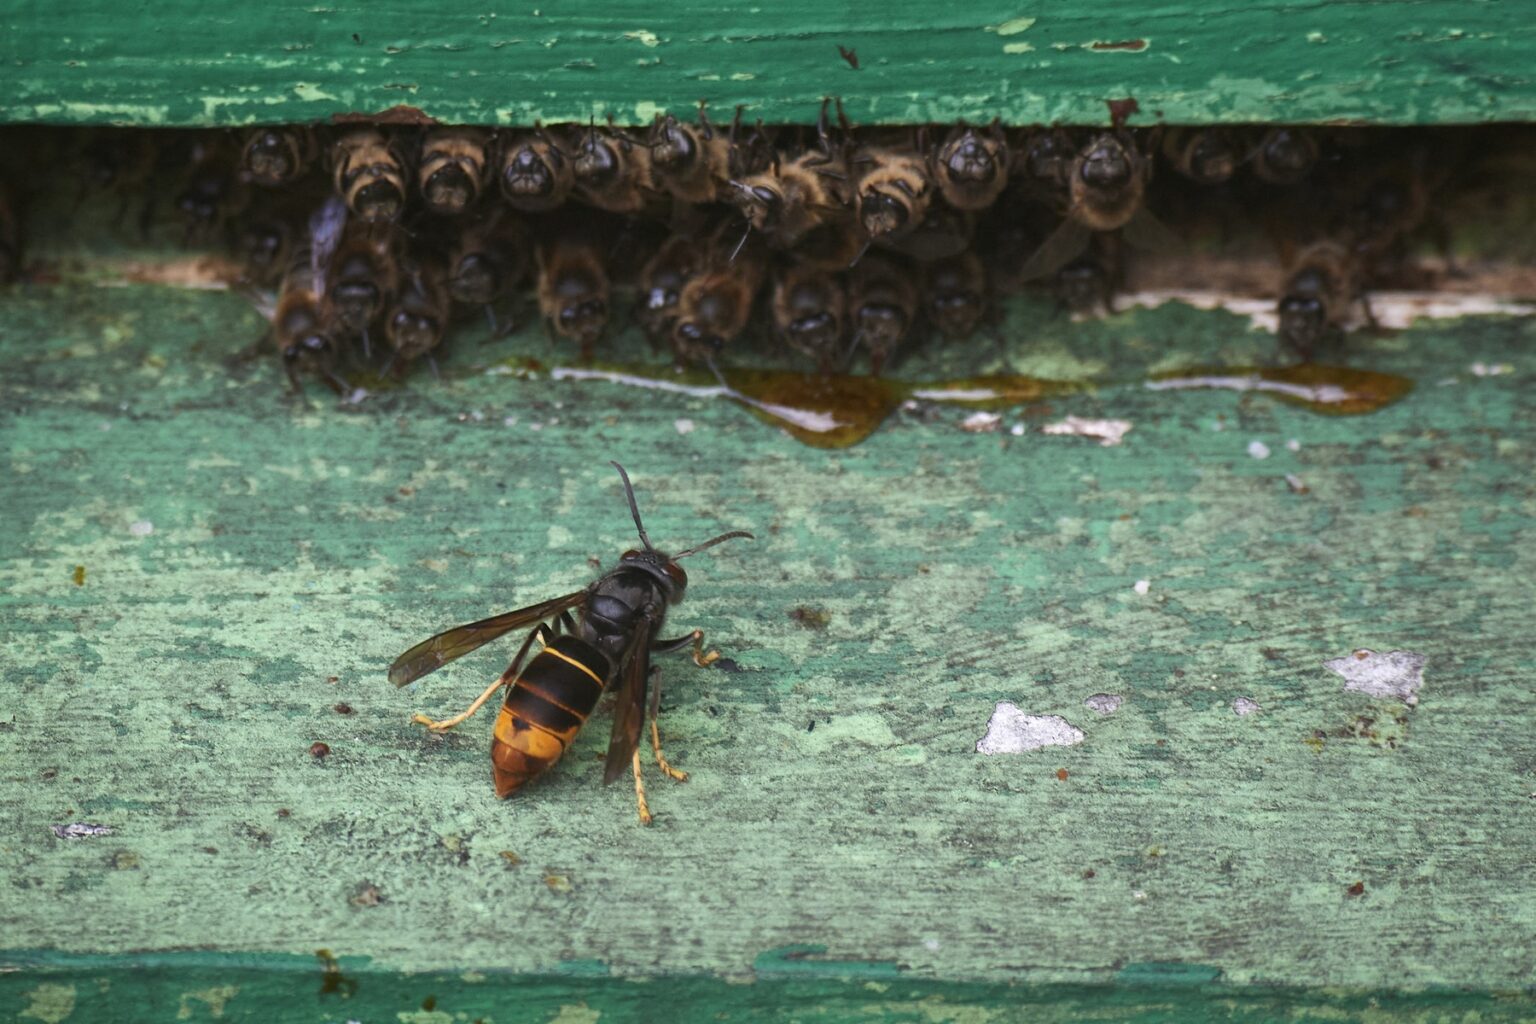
[
  {"left": 1017, "top": 127, "right": 1076, "bottom": 193},
  {"left": 1017, "top": 129, "right": 1174, "bottom": 280},
  {"left": 385, "top": 257, "right": 452, "bottom": 375},
  {"left": 447, "top": 212, "right": 530, "bottom": 335},
  {"left": 536, "top": 227, "right": 610, "bottom": 359},
  {"left": 872, "top": 200, "right": 974, "bottom": 263},
  {"left": 240, "top": 127, "right": 319, "bottom": 188},
  {"left": 636, "top": 233, "right": 701, "bottom": 345},
  {"left": 728, "top": 98, "right": 851, "bottom": 249},
  {"left": 672, "top": 229, "right": 767, "bottom": 364},
  {"left": 235, "top": 215, "right": 296, "bottom": 289},
  {"left": 853, "top": 138, "right": 933, "bottom": 243},
  {"left": 847, "top": 253, "right": 919, "bottom": 376},
  {"left": 272, "top": 246, "right": 346, "bottom": 394},
  {"left": 498, "top": 128, "right": 575, "bottom": 212},
  {"left": 1277, "top": 240, "right": 1370, "bottom": 361},
  {"left": 1161, "top": 128, "right": 1238, "bottom": 185},
  {"left": 176, "top": 138, "right": 247, "bottom": 244},
  {"left": 325, "top": 222, "right": 403, "bottom": 356},
  {"left": 929, "top": 120, "right": 1009, "bottom": 210},
  {"left": 333, "top": 128, "right": 407, "bottom": 224},
  {"left": 418, "top": 127, "right": 491, "bottom": 217},
  {"left": 648, "top": 103, "right": 746, "bottom": 205},
  {"left": 1249, "top": 127, "right": 1319, "bottom": 185},
  {"left": 0, "top": 178, "right": 20, "bottom": 284},
  {"left": 570, "top": 121, "right": 655, "bottom": 214},
  {"left": 923, "top": 251, "right": 987, "bottom": 341},
  {"left": 771, "top": 260, "right": 847, "bottom": 373}
]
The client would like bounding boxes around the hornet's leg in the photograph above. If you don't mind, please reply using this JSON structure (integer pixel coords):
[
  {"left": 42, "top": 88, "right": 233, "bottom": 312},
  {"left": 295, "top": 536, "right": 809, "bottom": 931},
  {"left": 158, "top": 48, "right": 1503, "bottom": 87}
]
[
  {"left": 411, "top": 623, "right": 554, "bottom": 732},
  {"left": 652, "top": 629, "right": 719, "bottom": 668},
  {"left": 631, "top": 749, "right": 653, "bottom": 825},
  {"left": 646, "top": 665, "right": 688, "bottom": 782}
]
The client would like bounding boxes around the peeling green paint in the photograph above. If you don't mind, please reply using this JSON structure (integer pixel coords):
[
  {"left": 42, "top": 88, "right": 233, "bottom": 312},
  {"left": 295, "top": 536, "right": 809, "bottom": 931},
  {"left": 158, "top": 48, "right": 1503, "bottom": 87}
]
[
  {"left": 1, "top": 1, "right": 1533, "bottom": 124},
  {"left": 17, "top": 983, "right": 76, "bottom": 1024}
]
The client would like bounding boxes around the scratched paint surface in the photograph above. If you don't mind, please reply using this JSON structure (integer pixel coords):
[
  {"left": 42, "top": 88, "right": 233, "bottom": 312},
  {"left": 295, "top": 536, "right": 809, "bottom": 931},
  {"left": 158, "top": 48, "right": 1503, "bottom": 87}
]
[
  {"left": 2, "top": 0, "right": 1534, "bottom": 126},
  {"left": 1, "top": 272, "right": 1535, "bottom": 1016}
]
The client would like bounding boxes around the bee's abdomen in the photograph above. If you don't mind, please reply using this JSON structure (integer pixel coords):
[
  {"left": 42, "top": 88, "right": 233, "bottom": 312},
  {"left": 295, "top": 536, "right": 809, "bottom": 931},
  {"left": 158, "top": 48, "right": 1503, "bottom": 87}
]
[{"left": 491, "top": 635, "right": 610, "bottom": 798}]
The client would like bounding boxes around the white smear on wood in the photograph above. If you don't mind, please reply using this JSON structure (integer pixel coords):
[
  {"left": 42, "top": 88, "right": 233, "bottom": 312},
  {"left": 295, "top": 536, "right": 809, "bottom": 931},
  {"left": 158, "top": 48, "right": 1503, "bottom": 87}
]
[
  {"left": 1084, "top": 693, "right": 1123, "bottom": 715},
  {"left": 51, "top": 822, "right": 114, "bottom": 839},
  {"left": 975, "top": 704, "right": 1085, "bottom": 754},
  {"left": 1120, "top": 289, "right": 1536, "bottom": 333},
  {"left": 1248, "top": 440, "right": 1271, "bottom": 459},
  {"left": 1041, "top": 416, "right": 1131, "bottom": 447},
  {"left": 673, "top": 418, "right": 695, "bottom": 435},
  {"left": 1232, "top": 697, "right": 1261, "bottom": 716},
  {"left": 1147, "top": 373, "right": 1354, "bottom": 405},
  {"left": 1471, "top": 361, "right": 1513, "bottom": 377},
  {"left": 960, "top": 411, "right": 1002, "bottom": 433},
  {"left": 1133, "top": 579, "right": 1151, "bottom": 595},
  {"left": 128, "top": 520, "right": 154, "bottom": 537},
  {"left": 1324, "top": 649, "right": 1426, "bottom": 706}
]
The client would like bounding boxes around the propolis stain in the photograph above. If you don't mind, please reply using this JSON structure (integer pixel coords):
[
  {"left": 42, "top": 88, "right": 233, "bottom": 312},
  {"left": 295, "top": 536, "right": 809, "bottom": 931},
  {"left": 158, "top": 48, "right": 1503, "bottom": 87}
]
[{"left": 316, "top": 948, "right": 358, "bottom": 998}]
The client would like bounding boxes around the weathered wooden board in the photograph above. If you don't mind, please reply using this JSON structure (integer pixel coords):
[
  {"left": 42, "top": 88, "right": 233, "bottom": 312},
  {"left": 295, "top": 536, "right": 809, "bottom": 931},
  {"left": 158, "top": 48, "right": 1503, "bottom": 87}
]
[
  {"left": 1, "top": 261, "right": 1534, "bottom": 1021},
  {"left": 3, "top": 0, "right": 1535, "bottom": 127}
]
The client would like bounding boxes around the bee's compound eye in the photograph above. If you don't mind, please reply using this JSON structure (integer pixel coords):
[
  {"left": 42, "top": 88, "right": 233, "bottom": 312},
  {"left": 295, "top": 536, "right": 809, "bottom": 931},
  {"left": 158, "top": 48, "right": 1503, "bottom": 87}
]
[{"left": 752, "top": 186, "right": 779, "bottom": 207}]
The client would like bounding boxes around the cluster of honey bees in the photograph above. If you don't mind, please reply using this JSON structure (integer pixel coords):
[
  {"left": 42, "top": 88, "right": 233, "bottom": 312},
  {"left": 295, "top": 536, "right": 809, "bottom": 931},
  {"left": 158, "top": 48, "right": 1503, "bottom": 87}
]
[{"left": 0, "top": 110, "right": 1511, "bottom": 391}]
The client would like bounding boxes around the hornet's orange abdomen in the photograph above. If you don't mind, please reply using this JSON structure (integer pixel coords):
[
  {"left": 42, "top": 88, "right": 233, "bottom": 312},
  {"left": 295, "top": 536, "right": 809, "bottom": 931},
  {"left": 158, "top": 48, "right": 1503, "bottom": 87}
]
[{"left": 491, "top": 635, "right": 611, "bottom": 798}]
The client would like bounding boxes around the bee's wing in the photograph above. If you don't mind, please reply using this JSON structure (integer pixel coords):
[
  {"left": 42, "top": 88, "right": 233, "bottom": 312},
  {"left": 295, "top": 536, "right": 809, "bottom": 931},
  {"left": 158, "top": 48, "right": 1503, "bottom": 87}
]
[
  {"left": 1121, "top": 206, "right": 1184, "bottom": 255},
  {"left": 1015, "top": 216, "right": 1091, "bottom": 282},
  {"left": 601, "top": 611, "right": 657, "bottom": 785},
  {"left": 387, "top": 591, "right": 587, "bottom": 688}
]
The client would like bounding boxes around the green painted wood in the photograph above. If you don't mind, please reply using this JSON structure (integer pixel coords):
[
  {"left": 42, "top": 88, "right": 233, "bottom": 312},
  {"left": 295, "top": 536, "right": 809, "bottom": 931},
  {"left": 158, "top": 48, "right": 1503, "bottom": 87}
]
[
  {"left": 2, "top": 258, "right": 1536, "bottom": 1023},
  {"left": 3, "top": 951, "right": 1536, "bottom": 1023},
  {"left": 3, "top": 0, "right": 1535, "bottom": 127}
]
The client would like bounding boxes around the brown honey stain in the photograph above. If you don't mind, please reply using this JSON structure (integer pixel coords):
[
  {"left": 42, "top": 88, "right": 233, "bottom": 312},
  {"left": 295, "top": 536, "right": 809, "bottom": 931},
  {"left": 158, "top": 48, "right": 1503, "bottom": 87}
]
[
  {"left": 1092, "top": 39, "right": 1148, "bottom": 51},
  {"left": 72, "top": 565, "right": 85, "bottom": 586},
  {"left": 719, "top": 368, "right": 903, "bottom": 448},
  {"left": 545, "top": 360, "right": 1409, "bottom": 448}
]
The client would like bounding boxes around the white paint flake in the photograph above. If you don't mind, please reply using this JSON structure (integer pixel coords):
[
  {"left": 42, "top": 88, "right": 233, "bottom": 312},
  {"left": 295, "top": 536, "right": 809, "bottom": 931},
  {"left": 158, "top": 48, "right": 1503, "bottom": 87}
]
[
  {"left": 51, "top": 822, "right": 114, "bottom": 839},
  {"left": 1133, "top": 579, "right": 1151, "bottom": 595},
  {"left": 1471, "top": 362, "right": 1513, "bottom": 377},
  {"left": 1286, "top": 438, "right": 1301, "bottom": 452},
  {"left": 1324, "top": 649, "right": 1427, "bottom": 706},
  {"left": 1285, "top": 473, "right": 1309, "bottom": 494},
  {"left": 1084, "top": 693, "right": 1123, "bottom": 715},
  {"left": 1247, "top": 440, "right": 1271, "bottom": 460},
  {"left": 1232, "top": 697, "right": 1261, "bottom": 716},
  {"left": 960, "top": 411, "right": 1002, "bottom": 433},
  {"left": 1009, "top": 423, "right": 1026, "bottom": 436},
  {"left": 975, "top": 704, "right": 1085, "bottom": 754},
  {"left": 673, "top": 418, "right": 695, "bottom": 435},
  {"left": 128, "top": 520, "right": 154, "bottom": 537},
  {"left": 1041, "top": 416, "right": 1131, "bottom": 447}
]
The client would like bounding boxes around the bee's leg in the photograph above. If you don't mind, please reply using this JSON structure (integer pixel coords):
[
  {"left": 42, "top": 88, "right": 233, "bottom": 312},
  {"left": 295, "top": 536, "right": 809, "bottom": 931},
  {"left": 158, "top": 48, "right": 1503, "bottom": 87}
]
[
  {"left": 652, "top": 628, "right": 718, "bottom": 668},
  {"left": 645, "top": 665, "right": 687, "bottom": 782},
  {"left": 411, "top": 624, "right": 552, "bottom": 732},
  {"left": 631, "top": 750, "right": 653, "bottom": 825}
]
